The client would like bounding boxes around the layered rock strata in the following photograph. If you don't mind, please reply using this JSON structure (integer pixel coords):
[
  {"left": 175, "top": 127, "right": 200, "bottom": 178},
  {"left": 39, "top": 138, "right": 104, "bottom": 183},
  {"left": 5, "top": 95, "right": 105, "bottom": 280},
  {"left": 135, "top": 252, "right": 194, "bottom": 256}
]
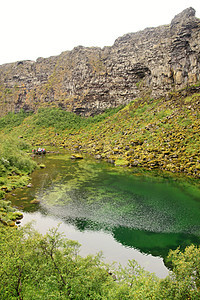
[{"left": 0, "top": 7, "right": 199, "bottom": 116}]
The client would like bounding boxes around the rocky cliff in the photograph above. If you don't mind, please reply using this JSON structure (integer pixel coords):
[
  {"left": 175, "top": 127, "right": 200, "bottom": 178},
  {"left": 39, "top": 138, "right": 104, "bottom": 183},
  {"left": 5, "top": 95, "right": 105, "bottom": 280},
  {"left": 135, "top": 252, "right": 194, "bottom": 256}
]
[{"left": 0, "top": 7, "right": 199, "bottom": 117}]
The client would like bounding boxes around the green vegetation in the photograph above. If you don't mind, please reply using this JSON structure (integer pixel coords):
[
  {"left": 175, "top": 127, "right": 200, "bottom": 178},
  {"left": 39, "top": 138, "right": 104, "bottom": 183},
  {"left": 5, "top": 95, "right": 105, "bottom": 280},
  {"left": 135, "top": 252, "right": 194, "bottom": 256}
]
[
  {"left": 0, "top": 224, "right": 199, "bottom": 299},
  {"left": 3, "top": 92, "right": 197, "bottom": 177},
  {"left": 0, "top": 137, "right": 37, "bottom": 198},
  {"left": 0, "top": 89, "right": 199, "bottom": 299},
  {"left": 0, "top": 109, "right": 31, "bottom": 132},
  {"left": 31, "top": 106, "right": 124, "bottom": 131},
  {"left": 0, "top": 91, "right": 200, "bottom": 178},
  {"left": 0, "top": 200, "right": 23, "bottom": 226}
]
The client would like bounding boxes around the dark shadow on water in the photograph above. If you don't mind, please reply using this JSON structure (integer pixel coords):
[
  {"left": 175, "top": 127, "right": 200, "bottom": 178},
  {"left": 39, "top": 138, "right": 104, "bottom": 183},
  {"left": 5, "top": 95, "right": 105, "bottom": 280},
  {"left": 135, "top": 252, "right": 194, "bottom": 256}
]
[
  {"left": 112, "top": 226, "right": 200, "bottom": 258},
  {"left": 60, "top": 215, "right": 200, "bottom": 258}
]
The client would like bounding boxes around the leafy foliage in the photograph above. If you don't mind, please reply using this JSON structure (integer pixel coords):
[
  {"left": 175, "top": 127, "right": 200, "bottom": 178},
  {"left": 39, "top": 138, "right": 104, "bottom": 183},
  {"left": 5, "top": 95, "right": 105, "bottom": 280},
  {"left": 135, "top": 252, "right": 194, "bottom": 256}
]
[
  {"left": 0, "top": 224, "right": 199, "bottom": 299},
  {"left": 32, "top": 106, "right": 124, "bottom": 131},
  {"left": 0, "top": 137, "right": 36, "bottom": 175},
  {"left": 158, "top": 245, "right": 200, "bottom": 299},
  {"left": 0, "top": 225, "right": 114, "bottom": 299},
  {"left": 0, "top": 137, "right": 37, "bottom": 196},
  {"left": 0, "top": 109, "right": 31, "bottom": 131}
]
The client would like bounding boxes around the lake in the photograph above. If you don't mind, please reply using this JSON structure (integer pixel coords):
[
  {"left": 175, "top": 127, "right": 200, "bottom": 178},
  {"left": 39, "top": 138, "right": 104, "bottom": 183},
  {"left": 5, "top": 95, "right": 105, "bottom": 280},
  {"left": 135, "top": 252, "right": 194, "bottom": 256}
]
[{"left": 6, "top": 151, "right": 200, "bottom": 278}]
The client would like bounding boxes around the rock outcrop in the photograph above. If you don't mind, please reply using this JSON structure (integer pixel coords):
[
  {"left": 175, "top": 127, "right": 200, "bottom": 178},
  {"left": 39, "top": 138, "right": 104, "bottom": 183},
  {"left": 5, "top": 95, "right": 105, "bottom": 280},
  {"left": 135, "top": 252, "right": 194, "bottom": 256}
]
[{"left": 0, "top": 7, "right": 199, "bottom": 117}]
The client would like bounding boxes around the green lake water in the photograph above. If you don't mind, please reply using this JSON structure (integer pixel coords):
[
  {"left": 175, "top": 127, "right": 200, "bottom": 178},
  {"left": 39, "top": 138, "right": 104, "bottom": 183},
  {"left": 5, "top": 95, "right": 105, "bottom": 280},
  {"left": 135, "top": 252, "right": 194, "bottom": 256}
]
[{"left": 6, "top": 152, "right": 200, "bottom": 278}]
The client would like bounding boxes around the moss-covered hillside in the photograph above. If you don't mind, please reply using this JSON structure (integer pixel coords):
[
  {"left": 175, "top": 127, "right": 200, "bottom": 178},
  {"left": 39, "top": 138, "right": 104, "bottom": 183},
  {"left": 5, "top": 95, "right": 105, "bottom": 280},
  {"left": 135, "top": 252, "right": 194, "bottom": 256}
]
[{"left": 0, "top": 86, "right": 200, "bottom": 178}]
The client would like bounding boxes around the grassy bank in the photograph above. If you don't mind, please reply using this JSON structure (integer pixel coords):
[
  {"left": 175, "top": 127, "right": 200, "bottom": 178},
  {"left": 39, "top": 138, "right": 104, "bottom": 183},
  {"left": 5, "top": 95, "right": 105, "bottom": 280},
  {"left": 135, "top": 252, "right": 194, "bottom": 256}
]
[
  {"left": 0, "top": 137, "right": 37, "bottom": 199},
  {"left": 0, "top": 137, "right": 37, "bottom": 226}
]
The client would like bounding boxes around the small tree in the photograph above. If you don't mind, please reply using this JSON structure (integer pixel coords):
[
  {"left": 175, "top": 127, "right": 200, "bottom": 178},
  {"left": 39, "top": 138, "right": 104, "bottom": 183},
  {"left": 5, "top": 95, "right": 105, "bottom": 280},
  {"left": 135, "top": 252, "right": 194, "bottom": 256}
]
[{"left": 159, "top": 245, "right": 200, "bottom": 299}]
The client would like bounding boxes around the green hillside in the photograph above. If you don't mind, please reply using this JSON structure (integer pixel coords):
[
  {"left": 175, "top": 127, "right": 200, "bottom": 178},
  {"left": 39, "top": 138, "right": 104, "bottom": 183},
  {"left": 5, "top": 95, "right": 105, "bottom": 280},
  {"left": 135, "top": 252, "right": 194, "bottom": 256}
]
[{"left": 1, "top": 87, "right": 199, "bottom": 178}]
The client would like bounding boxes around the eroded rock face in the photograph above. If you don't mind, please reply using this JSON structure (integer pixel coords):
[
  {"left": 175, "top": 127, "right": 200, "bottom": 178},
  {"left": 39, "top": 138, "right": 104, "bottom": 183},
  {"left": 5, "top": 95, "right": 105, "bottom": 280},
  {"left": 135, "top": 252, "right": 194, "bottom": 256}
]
[{"left": 0, "top": 7, "right": 199, "bottom": 116}]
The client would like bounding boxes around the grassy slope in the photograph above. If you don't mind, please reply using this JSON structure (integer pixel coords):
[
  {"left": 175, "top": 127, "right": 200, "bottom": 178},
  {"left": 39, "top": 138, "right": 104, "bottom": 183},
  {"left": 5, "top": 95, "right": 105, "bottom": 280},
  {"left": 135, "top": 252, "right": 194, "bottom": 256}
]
[{"left": 0, "top": 88, "right": 200, "bottom": 178}]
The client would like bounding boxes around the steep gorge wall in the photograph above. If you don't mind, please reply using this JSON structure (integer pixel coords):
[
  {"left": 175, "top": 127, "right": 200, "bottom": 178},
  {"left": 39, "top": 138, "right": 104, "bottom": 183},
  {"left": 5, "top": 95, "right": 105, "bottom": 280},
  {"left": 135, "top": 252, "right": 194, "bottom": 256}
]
[{"left": 0, "top": 7, "right": 200, "bottom": 117}]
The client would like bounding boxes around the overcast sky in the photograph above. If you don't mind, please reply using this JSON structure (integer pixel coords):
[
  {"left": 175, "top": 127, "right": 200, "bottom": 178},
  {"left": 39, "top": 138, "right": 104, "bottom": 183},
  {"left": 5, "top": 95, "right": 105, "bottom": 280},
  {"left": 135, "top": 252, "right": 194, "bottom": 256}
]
[{"left": 0, "top": 0, "right": 199, "bottom": 65}]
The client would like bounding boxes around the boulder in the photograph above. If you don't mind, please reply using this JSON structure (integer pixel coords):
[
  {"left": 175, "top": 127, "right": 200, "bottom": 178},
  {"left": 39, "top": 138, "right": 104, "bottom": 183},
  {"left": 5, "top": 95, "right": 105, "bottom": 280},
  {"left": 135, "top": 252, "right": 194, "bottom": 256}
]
[
  {"left": 70, "top": 154, "right": 83, "bottom": 159},
  {"left": 30, "top": 199, "right": 40, "bottom": 204}
]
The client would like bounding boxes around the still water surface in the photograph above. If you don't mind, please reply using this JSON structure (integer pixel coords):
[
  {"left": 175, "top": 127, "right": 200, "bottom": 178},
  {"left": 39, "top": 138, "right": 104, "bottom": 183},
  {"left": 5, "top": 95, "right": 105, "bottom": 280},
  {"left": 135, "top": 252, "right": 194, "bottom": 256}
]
[{"left": 7, "top": 152, "right": 200, "bottom": 278}]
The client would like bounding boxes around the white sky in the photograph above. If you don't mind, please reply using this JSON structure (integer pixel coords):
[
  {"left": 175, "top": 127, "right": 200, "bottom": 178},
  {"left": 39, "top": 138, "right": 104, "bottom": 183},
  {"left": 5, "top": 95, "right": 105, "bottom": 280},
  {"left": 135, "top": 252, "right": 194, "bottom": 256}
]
[{"left": 0, "top": 0, "right": 199, "bottom": 65}]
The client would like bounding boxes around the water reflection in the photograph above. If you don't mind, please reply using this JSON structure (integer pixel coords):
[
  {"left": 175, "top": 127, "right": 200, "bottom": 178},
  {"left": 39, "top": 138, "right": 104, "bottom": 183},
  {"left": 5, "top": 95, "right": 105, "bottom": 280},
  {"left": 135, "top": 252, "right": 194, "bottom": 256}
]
[
  {"left": 112, "top": 226, "right": 200, "bottom": 258},
  {"left": 21, "top": 211, "right": 169, "bottom": 278},
  {"left": 6, "top": 152, "right": 200, "bottom": 277}
]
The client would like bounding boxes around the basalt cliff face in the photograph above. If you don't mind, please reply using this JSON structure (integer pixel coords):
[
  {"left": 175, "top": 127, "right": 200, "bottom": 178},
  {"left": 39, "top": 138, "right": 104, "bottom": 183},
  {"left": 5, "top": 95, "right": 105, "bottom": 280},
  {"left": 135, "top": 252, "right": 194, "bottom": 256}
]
[{"left": 0, "top": 7, "right": 200, "bottom": 117}]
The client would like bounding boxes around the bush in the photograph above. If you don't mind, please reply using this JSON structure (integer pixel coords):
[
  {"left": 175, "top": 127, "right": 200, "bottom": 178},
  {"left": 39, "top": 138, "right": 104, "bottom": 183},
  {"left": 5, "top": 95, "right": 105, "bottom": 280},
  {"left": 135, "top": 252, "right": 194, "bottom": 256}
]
[
  {"left": 0, "top": 137, "right": 37, "bottom": 199},
  {"left": 0, "top": 109, "right": 31, "bottom": 131},
  {"left": 0, "top": 224, "right": 199, "bottom": 299},
  {"left": 158, "top": 245, "right": 200, "bottom": 299},
  {"left": 32, "top": 106, "right": 124, "bottom": 131},
  {"left": 0, "top": 137, "right": 36, "bottom": 175},
  {"left": 0, "top": 225, "right": 114, "bottom": 299}
]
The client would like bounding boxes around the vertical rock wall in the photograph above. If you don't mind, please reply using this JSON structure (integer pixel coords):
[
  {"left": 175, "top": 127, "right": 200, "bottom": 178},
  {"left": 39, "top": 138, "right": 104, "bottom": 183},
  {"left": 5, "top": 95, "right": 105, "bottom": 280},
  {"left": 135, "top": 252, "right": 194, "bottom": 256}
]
[{"left": 0, "top": 7, "right": 199, "bottom": 116}]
